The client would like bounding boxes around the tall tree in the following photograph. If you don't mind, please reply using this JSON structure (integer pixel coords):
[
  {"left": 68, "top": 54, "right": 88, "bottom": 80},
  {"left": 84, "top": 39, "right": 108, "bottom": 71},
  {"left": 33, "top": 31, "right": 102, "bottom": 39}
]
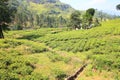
[
  {"left": 83, "top": 8, "right": 95, "bottom": 29},
  {"left": 0, "top": 0, "right": 16, "bottom": 38},
  {"left": 86, "top": 8, "right": 95, "bottom": 26},
  {"left": 116, "top": 4, "right": 120, "bottom": 10},
  {"left": 0, "top": 0, "right": 18, "bottom": 38},
  {"left": 70, "top": 10, "right": 81, "bottom": 29}
]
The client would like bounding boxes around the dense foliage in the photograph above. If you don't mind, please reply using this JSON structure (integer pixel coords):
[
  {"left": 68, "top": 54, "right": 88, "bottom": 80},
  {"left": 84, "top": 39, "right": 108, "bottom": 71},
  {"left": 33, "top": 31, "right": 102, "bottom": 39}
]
[{"left": 8, "top": 0, "right": 73, "bottom": 30}]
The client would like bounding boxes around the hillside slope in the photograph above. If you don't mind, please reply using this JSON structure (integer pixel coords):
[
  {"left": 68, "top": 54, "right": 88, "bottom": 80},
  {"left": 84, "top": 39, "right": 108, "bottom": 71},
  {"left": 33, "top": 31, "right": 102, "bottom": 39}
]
[
  {"left": 27, "top": 0, "right": 74, "bottom": 16},
  {"left": 1, "top": 19, "right": 120, "bottom": 80}
]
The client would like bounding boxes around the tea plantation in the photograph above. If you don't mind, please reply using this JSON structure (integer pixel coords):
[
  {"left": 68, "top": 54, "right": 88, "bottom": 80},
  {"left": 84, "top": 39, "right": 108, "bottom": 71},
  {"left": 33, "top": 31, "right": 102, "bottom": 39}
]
[{"left": 0, "top": 19, "right": 120, "bottom": 80}]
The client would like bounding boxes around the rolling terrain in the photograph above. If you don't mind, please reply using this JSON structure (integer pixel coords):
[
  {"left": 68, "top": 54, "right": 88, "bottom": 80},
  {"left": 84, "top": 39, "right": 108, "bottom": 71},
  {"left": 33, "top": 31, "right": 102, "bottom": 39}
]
[{"left": 0, "top": 19, "right": 120, "bottom": 80}]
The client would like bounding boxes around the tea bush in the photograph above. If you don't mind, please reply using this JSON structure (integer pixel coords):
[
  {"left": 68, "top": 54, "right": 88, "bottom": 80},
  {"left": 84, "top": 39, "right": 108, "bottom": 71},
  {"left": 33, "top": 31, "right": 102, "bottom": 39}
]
[{"left": 0, "top": 51, "right": 34, "bottom": 80}]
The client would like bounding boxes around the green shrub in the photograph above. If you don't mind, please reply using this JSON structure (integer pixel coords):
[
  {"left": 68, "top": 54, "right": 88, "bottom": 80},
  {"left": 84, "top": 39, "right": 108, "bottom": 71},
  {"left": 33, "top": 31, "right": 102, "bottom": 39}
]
[
  {"left": 0, "top": 51, "right": 34, "bottom": 80},
  {"left": 27, "top": 72, "right": 49, "bottom": 80},
  {"left": 47, "top": 52, "right": 71, "bottom": 63},
  {"left": 52, "top": 68, "right": 67, "bottom": 80}
]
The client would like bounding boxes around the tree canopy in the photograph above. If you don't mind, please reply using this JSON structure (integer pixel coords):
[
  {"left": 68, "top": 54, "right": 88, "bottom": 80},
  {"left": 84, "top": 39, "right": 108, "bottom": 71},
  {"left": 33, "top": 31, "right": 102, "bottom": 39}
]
[{"left": 86, "top": 8, "right": 95, "bottom": 16}]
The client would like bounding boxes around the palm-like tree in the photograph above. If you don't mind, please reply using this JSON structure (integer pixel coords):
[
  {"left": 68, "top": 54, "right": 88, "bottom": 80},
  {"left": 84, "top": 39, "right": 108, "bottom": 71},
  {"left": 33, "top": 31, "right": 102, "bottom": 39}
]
[{"left": 116, "top": 4, "right": 120, "bottom": 10}]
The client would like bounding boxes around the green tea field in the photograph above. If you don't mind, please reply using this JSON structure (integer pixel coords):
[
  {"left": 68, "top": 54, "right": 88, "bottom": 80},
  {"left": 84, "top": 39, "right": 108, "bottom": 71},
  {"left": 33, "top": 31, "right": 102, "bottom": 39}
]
[{"left": 0, "top": 19, "right": 120, "bottom": 80}]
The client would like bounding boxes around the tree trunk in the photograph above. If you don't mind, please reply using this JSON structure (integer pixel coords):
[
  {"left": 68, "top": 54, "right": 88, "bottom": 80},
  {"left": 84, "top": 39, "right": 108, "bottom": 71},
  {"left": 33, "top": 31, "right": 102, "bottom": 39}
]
[{"left": 0, "top": 26, "right": 4, "bottom": 39}]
